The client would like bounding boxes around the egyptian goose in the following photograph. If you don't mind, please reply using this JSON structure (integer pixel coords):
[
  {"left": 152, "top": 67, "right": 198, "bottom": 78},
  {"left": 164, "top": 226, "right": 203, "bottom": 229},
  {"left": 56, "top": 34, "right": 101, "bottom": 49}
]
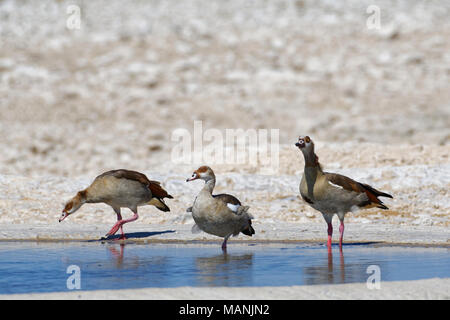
[
  {"left": 59, "top": 169, "right": 173, "bottom": 240},
  {"left": 186, "top": 166, "right": 255, "bottom": 251},
  {"left": 295, "top": 136, "right": 393, "bottom": 251}
]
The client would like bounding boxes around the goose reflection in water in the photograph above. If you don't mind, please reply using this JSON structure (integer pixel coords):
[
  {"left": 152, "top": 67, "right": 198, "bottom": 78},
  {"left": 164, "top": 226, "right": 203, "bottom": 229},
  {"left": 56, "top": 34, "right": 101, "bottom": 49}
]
[
  {"left": 104, "top": 243, "right": 168, "bottom": 272},
  {"left": 106, "top": 243, "right": 126, "bottom": 267},
  {"left": 302, "top": 250, "right": 346, "bottom": 285},
  {"left": 302, "top": 247, "right": 389, "bottom": 286},
  {"left": 195, "top": 252, "right": 254, "bottom": 287}
]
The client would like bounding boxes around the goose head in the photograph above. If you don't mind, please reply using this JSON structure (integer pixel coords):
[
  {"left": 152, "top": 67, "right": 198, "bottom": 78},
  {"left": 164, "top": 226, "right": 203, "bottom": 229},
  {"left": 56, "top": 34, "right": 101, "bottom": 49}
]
[
  {"left": 295, "top": 135, "right": 315, "bottom": 156},
  {"left": 186, "top": 165, "right": 215, "bottom": 183},
  {"left": 59, "top": 190, "right": 87, "bottom": 222}
]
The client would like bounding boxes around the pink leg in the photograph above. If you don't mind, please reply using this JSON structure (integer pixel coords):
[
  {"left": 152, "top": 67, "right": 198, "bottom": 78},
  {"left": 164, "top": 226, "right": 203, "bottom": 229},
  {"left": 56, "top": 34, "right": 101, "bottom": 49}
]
[
  {"left": 105, "top": 212, "right": 139, "bottom": 239},
  {"left": 117, "top": 212, "right": 126, "bottom": 240},
  {"left": 106, "top": 220, "right": 122, "bottom": 237},
  {"left": 105, "top": 209, "right": 123, "bottom": 237},
  {"left": 339, "top": 221, "right": 345, "bottom": 251},
  {"left": 118, "top": 226, "right": 126, "bottom": 240},
  {"left": 327, "top": 222, "right": 333, "bottom": 252},
  {"left": 117, "top": 212, "right": 127, "bottom": 240}
]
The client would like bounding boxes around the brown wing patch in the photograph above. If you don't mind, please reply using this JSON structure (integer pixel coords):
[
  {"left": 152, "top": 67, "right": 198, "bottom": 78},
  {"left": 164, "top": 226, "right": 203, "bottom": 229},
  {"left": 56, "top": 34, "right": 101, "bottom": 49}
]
[
  {"left": 213, "top": 193, "right": 241, "bottom": 206},
  {"left": 98, "top": 169, "right": 173, "bottom": 199},
  {"left": 325, "top": 173, "right": 391, "bottom": 209},
  {"left": 326, "top": 173, "right": 364, "bottom": 193},
  {"left": 98, "top": 169, "right": 151, "bottom": 185},
  {"left": 148, "top": 181, "right": 173, "bottom": 199}
]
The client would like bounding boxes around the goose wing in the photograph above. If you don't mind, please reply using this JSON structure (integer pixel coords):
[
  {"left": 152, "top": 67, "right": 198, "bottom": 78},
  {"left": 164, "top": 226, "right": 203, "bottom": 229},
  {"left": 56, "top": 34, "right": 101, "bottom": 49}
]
[
  {"left": 325, "top": 172, "right": 392, "bottom": 209},
  {"left": 97, "top": 169, "right": 173, "bottom": 199},
  {"left": 213, "top": 193, "right": 241, "bottom": 213}
]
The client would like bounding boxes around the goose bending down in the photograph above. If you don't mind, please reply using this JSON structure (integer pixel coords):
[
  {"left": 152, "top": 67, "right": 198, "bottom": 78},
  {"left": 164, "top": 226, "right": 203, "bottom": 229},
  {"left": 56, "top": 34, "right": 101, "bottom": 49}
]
[
  {"left": 295, "top": 136, "right": 393, "bottom": 252},
  {"left": 59, "top": 169, "right": 173, "bottom": 240},
  {"left": 186, "top": 166, "right": 255, "bottom": 251}
]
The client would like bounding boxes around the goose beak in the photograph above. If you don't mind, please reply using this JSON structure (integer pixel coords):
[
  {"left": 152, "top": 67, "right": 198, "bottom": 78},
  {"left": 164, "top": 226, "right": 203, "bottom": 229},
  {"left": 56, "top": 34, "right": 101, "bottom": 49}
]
[
  {"left": 295, "top": 141, "right": 305, "bottom": 148},
  {"left": 295, "top": 137, "right": 306, "bottom": 149},
  {"left": 186, "top": 173, "right": 199, "bottom": 182},
  {"left": 59, "top": 210, "right": 68, "bottom": 223}
]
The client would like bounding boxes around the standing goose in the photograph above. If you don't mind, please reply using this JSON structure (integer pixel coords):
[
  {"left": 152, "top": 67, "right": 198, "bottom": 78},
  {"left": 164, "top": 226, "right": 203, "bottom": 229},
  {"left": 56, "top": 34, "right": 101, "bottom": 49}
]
[
  {"left": 186, "top": 166, "right": 255, "bottom": 251},
  {"left": 295, "top": 136, "right": 393, "bottom": 252},
  {"left": 59, "top": 169, "right": 173, "bottom": 240}
]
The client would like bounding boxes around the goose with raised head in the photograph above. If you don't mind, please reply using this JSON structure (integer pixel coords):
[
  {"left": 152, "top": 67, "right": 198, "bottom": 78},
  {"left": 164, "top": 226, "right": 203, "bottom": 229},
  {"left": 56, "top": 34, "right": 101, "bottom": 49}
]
[{"left": 295, "top": 136, "right": 393, "bottom": 252}]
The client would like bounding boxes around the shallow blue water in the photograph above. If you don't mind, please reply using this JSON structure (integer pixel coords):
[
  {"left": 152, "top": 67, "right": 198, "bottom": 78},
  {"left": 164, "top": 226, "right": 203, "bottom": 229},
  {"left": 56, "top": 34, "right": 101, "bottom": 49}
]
[{"left": 0, "top": 242, "right": 448, "bottom": 294}]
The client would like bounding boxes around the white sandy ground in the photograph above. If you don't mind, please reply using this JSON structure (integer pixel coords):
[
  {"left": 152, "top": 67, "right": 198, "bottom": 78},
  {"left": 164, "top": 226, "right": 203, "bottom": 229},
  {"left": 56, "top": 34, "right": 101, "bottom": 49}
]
[
  {"left": 2, "top": 278, "right": 449, "bottom": 300},
  {"left": 0, "top": 144, "right": 449, "bottom": 228}
]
